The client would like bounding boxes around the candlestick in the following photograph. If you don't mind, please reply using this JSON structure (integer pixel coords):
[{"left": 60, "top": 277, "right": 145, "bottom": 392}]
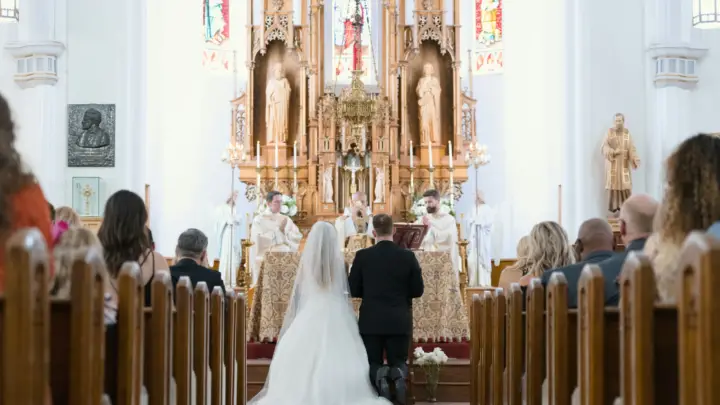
[
  {"left": 256, "top": 141, "right": 260, "bottom": 168},
  {"left": 246, "top": 213, "right": 251, "bottom": 236},
  {"left": 274, "top": 143, "right": 279, "bottom": 168},
  {"left": 293, "top": 167, "right": 298, "bottom": 194},
  {"left": 409, "top": 166, "right": 415, "bottom": 194},
  {"left": 449, "top": 141, "right": 453, "bottom": 168},
  {"left": 428, "top": 143, "right": 434, "bottom": 168},
  {"left": 293, "top": 141, "right": 297, "bottom": 168},
  {"left": 450, "top": 167, "right": 455, "bottom": 209},
  {"left": 410, "top": 141, "right": 414, "bottom": 168}
]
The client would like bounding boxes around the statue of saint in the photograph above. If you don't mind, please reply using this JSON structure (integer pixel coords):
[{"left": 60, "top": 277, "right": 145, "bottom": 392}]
[
  {"left": 76, "top": 108, "right": 110, "bottom": 149},
  {"left": 323, "top": 166, "right": 334, "bottom": 203},
  {"left": 416, "top": 63, "right": 442, "bottom": 144},
  {"left": 374, "top": 167, "right": 385, "bottom": 203},
  {"left": 265, "top": 63, "right": 291, "bottom": 144},
  {"left": 601, "top": 113, "right": 640, "bottom": 214}
]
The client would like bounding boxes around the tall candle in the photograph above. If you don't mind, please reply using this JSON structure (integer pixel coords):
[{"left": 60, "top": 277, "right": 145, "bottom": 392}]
[
  {"left": 449, "top": 141, "right": 453, "bottom": 168},
  {"left": 256, "top": 141, "right": 260, "bottom": 168},
  {"left": 246, "top": 213, "right": 251, "bottom": 236},
  {"left": 274, "top": 142, "right": 279, "bottom": 168},
  {"left": 428, "top": 143, "right": 434, "bottom": 168},
  {"left": 341, "top": 124, "right": 346, "bottom": 151},
  {"left": 410, "top": 141, "right": 414, "bottom": 168},
  {"left": 293, "top": 141, "right": 297, "bottom": 168}
]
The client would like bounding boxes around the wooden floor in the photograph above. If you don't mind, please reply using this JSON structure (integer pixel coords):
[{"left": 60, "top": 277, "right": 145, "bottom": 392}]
[{"left": 248, "top": 359, "right": 470, "bottom": 403}]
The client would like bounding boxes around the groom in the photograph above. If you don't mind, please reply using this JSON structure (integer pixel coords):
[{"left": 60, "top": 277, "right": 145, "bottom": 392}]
[{"left": 349, "top": 214, "right": 424, "bottom": 404}]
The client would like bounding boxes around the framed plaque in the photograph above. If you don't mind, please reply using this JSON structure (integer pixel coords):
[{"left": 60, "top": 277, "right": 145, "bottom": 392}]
[{"left": 72, "top": 177, "right": 101, "bottom": 217}]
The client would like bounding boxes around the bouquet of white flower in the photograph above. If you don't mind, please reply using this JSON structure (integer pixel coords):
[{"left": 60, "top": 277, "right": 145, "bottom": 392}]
[
  {"left": 255, "top": 194, "right": 298, "bottom": 217},
  {"left": 413, "top": 347, "right": 449, "bottom": 402},
  {"left": 409, "top": 197, "right": 455, "bottom": 221}
]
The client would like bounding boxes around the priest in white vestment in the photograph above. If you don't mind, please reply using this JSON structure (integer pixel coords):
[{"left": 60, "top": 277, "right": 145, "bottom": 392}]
[
  {"left": 214, "top": 191, "right": 242, "bottom": 288},
  {"left": 334, "top": 192, "right": 374, "bottom": 251},
  {"left": 416, "top": 189, "right": 461, "bottom": 277},
  {"left": 466, "top": 191, "right": 495, "bottom": 286},
  {"left": 249, "top": 191, "right": 303, "bottom": 285}
]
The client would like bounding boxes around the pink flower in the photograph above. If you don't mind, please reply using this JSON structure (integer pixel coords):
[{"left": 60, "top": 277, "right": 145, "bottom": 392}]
[{"left": 51, "top": 221, "right": 69, "bottom": 246}]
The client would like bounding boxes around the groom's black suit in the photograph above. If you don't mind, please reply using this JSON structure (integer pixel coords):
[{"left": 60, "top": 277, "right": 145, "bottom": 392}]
[{"left": 349, "top": 240, "right": 424, "bottom": 374}]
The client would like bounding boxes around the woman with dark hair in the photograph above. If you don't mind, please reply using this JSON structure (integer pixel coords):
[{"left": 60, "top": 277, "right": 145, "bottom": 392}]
[
  {"left": 0, "top": 93, "right": 53, "bottom": 291},
  {"left": 648, "top": 133, "right": 720, "bottom": 303},
  {"left": 98, "top": 190, "right": 168, "bottom": 306}
]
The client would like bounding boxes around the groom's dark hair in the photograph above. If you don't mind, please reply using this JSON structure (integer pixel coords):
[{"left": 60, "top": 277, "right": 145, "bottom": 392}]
[{"left": 373, "top": 214, "right": 394, "bottom": 237}]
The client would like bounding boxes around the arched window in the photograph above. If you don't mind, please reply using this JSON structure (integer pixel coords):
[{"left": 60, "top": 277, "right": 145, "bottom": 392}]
[
  {"left": 0, "top": 0, "right": 19, "bottom": 22},
  {"left": 326, "top": 0, "right": 380, "bottom": 90}
]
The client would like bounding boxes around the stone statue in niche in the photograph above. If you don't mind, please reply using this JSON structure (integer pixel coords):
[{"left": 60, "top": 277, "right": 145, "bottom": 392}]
[
  {"left": 601, "top": 113, "right": 640, "bottom": 214},
  {"left": 416, "top": 63, "right": 442, "bottom": 144},
  {"left": 265, "top": 63, "right": 291, "bottom": 144},
  {"left": 67, "top": 104, "right": 116, "bottom": 168},
  {"left": 374, "top": 167, "right": 385, "bottom": 203},
  {"left": 323, "top": 166, "right": 334, "bottom": 203}
]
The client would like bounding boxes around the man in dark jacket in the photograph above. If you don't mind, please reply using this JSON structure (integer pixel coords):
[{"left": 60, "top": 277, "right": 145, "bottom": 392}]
[
  {"left": 541, "top": 218, "right": 615, "bottom": 308},
  {"left": 349, "top": 214, "right": 424, "bottom": 404},
  {"left": 170, "top": 228, "right": 226, "bottom": 297},
  {"left": 600, "top": 194, "right": 657, "bottom": 306}
]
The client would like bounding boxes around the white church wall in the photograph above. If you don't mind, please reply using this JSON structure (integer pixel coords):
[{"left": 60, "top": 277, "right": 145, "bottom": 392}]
[
  {"left": 0, "top": 23, "right": 21, "bottom": 140},
  {"left": 146, "top": 0, "right": 251, "bottom": 257},
  {"left": 65, "top": 0, "right": 146, "bottom": 210},
  {"left": 691, "top": 28, "right": 720, "bottom": 135}
]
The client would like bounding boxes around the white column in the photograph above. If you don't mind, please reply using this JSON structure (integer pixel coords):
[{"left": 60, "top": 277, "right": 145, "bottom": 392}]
[
  {"left": 645, "top": 0, "right": 707, "bottom": 200},
  {"left": 4, "top": 0, "right": 66, "bottom": 204}
]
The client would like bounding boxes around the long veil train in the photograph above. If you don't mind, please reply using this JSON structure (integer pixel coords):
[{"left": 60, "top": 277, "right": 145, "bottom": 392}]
[{"left": 248, "top": 222, "right": 390, "bottom": 405}]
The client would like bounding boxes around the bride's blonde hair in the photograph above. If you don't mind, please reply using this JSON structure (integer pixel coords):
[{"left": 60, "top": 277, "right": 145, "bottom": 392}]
[{"left": 525, "top": 221, "right": 575, "bottom": 278}]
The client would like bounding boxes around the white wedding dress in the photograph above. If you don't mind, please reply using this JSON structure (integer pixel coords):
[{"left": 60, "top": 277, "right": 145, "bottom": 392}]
[{"left": 249, "top": 222, "right": 391, "bottom": 405}]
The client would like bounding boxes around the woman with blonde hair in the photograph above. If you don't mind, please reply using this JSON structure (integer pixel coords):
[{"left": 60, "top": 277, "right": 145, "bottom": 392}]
[
  {"left": 55, "top": 206, "right": 81, "bottom": 227},
  {"left": 518, "top": 221, "right": 575, "bottom": 286},
  {"left": 497, "top": 235, "right": 530, "bottom": 290},
  {"left": 649, "top": 134, "right": 720, "bottom": 303}
]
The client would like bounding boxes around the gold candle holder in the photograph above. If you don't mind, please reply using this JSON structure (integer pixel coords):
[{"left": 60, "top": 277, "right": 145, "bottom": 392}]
[
  {"left": 457, "top": 239, "right": 470, "bottom": 303},
  {"left": 236, "top": 238, "right": 254, "bottom": 291},
  {"left": 428, "top": 166, "right": 435, "bottom": 188}
]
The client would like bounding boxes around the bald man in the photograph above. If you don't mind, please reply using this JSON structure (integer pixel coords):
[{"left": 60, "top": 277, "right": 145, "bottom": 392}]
[
  {"left": 541, "top": 218, "right": 616, "bottom": 308},
  {"left": 601, "top": 193, "right": 658, "bottom": 306}
]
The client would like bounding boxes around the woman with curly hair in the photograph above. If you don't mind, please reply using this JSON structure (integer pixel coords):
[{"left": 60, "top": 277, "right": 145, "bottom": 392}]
[
  {"left": 98, "top": 190, "right": 168, "bottom": 307},
  {"left": 649, "top": 134, "right": 720, "bottom": 303},
  {"left": 518, "top": 221, "right": 575, "bottom": 286},
  {"left": 0, "top": 93, "right": 53, "bottom": 292}
]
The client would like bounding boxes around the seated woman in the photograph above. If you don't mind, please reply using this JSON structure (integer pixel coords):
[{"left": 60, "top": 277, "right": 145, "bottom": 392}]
[
  {"left": 648, "top": 134, "right": 720, "bottom": 303},
  {"left": 518, "top": 221, "right": 575, "bottom": 286},
  {"left": 498, "top": 235, "right": 530, "bottom": 291},
  {"left": 98, "top": 190, "right": 169, "bottom": 307},
  {"left": 0, "top": 93, "right": 53, "bottom": 292},
  {"left": 50, "top": 227, "right": 117, "bottom": 324}
]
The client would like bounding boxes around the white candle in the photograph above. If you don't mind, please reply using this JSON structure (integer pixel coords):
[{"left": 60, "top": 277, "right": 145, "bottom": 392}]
[
  {"left": 362, "top": 126, "right": 366, "bottom": 149},
  {"left": 256, "top": 141, "right": 260, "bottom": 168},
  {"left": 428, "top": 143, "right": 434, "bottom": 168},
  {"left": 449, "top": 141, "right": 453, "bottom": 168},
  {"left": 293, "top": 141, "right": 297, "bottom": 168},
  {"left": 246, "top": 213, "right": 251, "bottom": 236},
  {"left": 410, "top": 141, "right": 414, "bottom": 168},
  {"left": 274, "top": 142, "right": 279, "bottom": 168}
]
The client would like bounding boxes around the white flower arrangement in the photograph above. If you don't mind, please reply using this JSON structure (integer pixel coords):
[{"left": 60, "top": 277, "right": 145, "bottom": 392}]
[
  {"left": 414, "top": 347, "right": 448, "bottom": 401},
  {"left": 410, "top": 197, "right": 455, "bottom": 219},
  {"left": 413, "top": 346, "right": 449, "bottom": 366},
  {"left": 255, "top": 194, "right": 298, "bottom": 217}
]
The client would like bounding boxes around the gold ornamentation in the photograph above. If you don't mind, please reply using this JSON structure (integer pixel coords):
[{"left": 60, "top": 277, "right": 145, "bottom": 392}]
[{"left": 271, "top": 0, "right": 284, "bottom": 11}]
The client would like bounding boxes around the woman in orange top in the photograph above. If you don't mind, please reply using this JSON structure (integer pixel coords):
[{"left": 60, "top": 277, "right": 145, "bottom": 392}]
[{"left": 0, "top": 93, "right": 53, "bottom": 292}]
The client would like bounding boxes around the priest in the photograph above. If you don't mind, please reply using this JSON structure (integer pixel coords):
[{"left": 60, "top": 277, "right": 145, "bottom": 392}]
[
  {"left": 416, "top": 189, "right": 461, "bottom": 276},
  {"left": 249, "top": 190, "right": 303, "bottom": 285},
  {"left": 335, "top": 192, "right": 374, "bottom": 250},
  {"left": 466, "top": 190, "right": 494, "bottom": 286},
  {"left": 214, "top": 190, "right": 242, "bottom": 288}
]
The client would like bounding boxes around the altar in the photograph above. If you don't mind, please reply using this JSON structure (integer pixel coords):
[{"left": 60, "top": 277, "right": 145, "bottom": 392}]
[{"left": 247, "top": 251, "right": 469, "bottom": 343}]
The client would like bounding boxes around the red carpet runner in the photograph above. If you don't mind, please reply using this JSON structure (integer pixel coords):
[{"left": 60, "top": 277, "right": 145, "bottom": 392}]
[{"left": 247, "top": 341, "right": 470, "bottom": 360}]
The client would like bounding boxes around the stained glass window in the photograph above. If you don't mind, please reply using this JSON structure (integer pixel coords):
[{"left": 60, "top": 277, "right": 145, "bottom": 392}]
[{"left": 332, "top": 0, "right": 373, "bottom": 85}]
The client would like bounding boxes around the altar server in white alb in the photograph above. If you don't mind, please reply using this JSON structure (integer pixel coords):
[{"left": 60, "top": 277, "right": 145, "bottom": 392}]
[
  {"left": 466, "top": 190, "right": 494, "bottom": 286},
  {"left": 416, "top": 189, "right": 461, "bottom": 275},
  {"left": 214, "top": 191, "right": 243, "bottom": 288},
  {"left": 249, "top": 190, "right": 303, "bottom": 285}
]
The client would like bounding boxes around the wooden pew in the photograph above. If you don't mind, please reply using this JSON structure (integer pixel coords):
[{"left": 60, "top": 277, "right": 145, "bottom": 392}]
[
  {"left": 577, "top": 265, "right": 620, "bottom": 405},
  {"left": 491, "top": 288, "right": 506, "bottom": 405},
  {"left": 470, "top": 294, "right": 481, "bottom": 405},
  {"left": 525, "top": 279, "right": 544, "bottom": 405},
  {"left": 478, "top": 291, "right": 493, "bottom": 405},
  {"left": 619, "top": 252, "right": 678, "bottom": 405},
  {"left": 505, "top": 284, "right": 523, "bottom": 405},
  {"left": 547, "top": 272, "right": 573, "bottom": 405}
]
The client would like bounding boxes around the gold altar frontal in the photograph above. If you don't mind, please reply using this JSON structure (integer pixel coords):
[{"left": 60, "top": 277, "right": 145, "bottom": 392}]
[
  {"left": 228, "top": 0, "right": 480, "bottom": 224},
  {"left": 247, "top": 251, "right": 469, "bottom": 343}
]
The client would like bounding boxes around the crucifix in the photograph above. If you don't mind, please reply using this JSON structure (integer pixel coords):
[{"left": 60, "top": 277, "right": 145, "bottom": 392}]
[{"left": 345, "top": 159, "right": 363, "bottom": 194}]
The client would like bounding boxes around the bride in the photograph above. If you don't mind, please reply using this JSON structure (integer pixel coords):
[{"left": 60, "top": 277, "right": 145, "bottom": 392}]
[{"left": 249, "top": 222, "right": 391, "bottom": 405}]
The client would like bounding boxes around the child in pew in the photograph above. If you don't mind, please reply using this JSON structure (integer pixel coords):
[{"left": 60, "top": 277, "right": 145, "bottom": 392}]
[{"left": 50, "top": 227, "right": 117, "bottom": 324}]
